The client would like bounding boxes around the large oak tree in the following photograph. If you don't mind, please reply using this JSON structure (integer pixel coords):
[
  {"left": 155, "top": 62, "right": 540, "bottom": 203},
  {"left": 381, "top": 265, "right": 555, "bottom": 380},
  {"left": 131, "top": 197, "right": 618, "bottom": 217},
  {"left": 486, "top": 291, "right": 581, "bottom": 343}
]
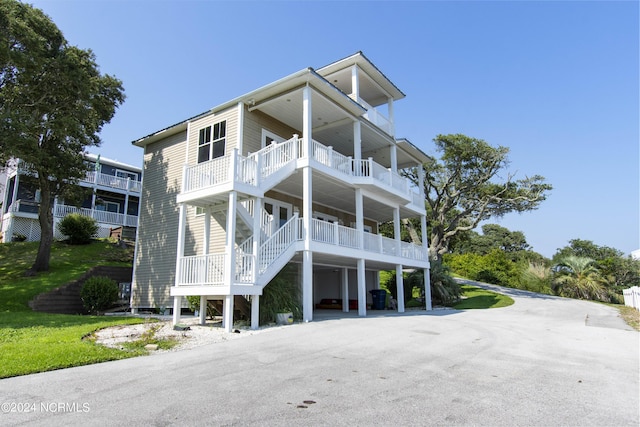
[
  {"left": 405, "top": 134, "right": 552, "bottom": 262},
  {"left": 0, "top": 1, "right": 125, "bottom": 272}
]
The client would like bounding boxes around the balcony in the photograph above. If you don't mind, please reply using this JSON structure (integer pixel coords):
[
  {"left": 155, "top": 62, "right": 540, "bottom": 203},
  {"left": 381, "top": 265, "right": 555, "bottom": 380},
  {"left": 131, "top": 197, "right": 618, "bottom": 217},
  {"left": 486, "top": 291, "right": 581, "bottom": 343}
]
[
  {"left": 54, "top": 204, "right": 139, "bottom": 227},
  {"left": 175, "top": 217, "right": 427, "bottom": 288},
  {"left": 81, "top": 171, "right": 142, "bottom": 193},
  {"left": 180, "top": 137, "right": 423, "bottom": 211}
]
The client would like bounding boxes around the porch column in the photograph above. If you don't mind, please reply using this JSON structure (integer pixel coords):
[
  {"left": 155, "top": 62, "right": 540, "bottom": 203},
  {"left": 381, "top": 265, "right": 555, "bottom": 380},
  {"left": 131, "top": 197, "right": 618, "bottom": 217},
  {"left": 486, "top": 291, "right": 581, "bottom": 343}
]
[
  {"left": 199, "top": 295, "right": 207, "bottom": 325},
  {"left": 393, "top": 207, "right": 401, "bottom": 256},
  {"left": 303, "top": 84, "right": 312, "bottom": 157},
  {"left": 341, "top": 268, "right": 349, "bottom": 312},
  {"left": 351, "top": 65, "right": 360, "bottom": 100},
  {"left": 251, "top": 295, "right": 259, "bottom": 330},
  {"left": 252, "top": 197, "right": 262, "bottom": 283},
  {"left": 123, "top": 178, "right": 131, "bottom": 226},
  {"left": 357, "top": 259, "right": 366, "bottom": 316},
  {"left": 396, "top": 264, "right": 405, "bottom": 313},
  {"left": 387, "top": 97, "right": 395, "bottom": 136},
  {"left": 418, "top": 164, "right": 425, "bottom": 198},
  {"left": 223, "top": 295, "right": 234, "bottom": 332},
  {"left": 10, "top": 169, "right": 20, "bottom": 208},
  {"left": 355, "top": 188, "right": 363, "bottom": 248},
  {"left": 172, "top": 296, "right": 182, "bottom": 325},
  {"left": 223, "top": 192, "right": 238, "bottom": 332},
  {"left": 302, "top": 163, "right": 313, "bottom": 322},
  {"left": 172, "top": 203, "right": 187, "bottom": 325},
  {"left": 353, "top": 121, "right": 362, "bottom": 161},
  {"left": 421, "top": 214, "right": 432, "bottom": 310},
  {"left": 203, "top": 207, "right": 211, "bottom": 254},
  {"left": 390, "top": 144, "right": 398, "bottom": 173}
]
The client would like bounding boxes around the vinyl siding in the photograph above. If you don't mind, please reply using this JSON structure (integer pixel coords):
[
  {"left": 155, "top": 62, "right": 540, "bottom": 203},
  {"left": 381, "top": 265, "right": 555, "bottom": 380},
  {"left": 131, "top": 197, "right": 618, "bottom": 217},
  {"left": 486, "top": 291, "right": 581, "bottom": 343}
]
[
  {"left": 243, "top": 109, "right": 299, "bottom": 155},
  {"left": 131, "top": 130, "right": 186, "bottom": 309}
]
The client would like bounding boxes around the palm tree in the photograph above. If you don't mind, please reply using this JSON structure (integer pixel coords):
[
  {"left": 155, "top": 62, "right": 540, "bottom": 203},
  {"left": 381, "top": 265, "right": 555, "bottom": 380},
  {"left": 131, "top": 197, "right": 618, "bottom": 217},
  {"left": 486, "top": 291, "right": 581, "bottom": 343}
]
[{"left": 552, "top": 255, "right": 606, "bottom": 301}]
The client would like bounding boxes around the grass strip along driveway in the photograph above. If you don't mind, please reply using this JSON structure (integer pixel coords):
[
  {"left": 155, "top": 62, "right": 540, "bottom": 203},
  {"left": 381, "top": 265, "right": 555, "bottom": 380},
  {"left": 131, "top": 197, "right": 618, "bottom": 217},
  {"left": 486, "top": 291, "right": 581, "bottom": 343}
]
[{"left": 0, "top": 241, "right": 149, "bottom": 379}]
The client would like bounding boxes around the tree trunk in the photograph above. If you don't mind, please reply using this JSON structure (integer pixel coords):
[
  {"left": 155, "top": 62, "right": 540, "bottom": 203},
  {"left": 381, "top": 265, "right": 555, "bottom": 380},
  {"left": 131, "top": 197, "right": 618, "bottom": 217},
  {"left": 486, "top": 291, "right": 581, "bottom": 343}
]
[{"left": 30, "top": 180, "right": 53, "bottom": 273}]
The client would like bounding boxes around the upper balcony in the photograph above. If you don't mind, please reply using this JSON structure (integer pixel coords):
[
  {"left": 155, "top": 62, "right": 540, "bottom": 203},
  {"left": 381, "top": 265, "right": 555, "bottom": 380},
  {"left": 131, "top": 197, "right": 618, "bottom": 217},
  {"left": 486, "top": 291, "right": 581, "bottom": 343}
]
[
  {"left": 178, "top": 136, "right": 425, "bottom": 216},
  {"left": 81, "top": 171, "right": 142, "bottom": 193}
]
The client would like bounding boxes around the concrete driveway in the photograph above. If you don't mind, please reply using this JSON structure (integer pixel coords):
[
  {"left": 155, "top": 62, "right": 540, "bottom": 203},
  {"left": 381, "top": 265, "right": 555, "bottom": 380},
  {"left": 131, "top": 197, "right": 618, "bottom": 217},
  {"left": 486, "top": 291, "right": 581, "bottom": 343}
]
[{"left": 1, "top": 283, "right": 638, "bottom": 426}]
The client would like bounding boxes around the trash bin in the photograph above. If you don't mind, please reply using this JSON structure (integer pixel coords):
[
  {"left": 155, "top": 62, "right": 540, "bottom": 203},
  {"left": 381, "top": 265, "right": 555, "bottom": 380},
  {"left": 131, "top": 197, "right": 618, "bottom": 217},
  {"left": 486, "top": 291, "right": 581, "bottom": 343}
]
[{"left": 369, "top": 289, "right": 387, "bottom": 310}]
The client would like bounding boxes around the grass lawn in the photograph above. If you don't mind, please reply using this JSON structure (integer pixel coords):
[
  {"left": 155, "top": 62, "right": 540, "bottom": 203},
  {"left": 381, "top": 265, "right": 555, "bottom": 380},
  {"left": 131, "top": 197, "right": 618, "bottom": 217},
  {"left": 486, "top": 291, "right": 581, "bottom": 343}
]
[
  {"left": 451, "top": 284, "right": 515, "bottom": 309},
  {"left": 0, "top": 240, "right": 155, "bottom": 379}
]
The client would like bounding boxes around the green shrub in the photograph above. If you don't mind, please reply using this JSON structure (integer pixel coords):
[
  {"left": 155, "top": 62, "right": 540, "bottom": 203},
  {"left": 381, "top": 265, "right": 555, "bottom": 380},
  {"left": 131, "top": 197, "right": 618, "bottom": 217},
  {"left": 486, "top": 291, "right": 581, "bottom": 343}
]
[
  {"left": 260, "top": 264, "right": 301, "bottom": 325},
  {"left": 58, "top": 213, "right": 99, "bottom": 244},
  {"left": 80, "top": 276, "right": 118, "bottom": 314}
]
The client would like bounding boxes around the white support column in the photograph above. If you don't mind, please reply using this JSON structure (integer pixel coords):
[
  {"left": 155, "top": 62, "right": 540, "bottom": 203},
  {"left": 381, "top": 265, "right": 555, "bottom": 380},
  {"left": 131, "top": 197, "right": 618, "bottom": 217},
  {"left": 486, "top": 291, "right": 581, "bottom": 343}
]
[
  {"left": 341, "top": 268, "right": 349, "bottom": 312},
  {"left": 252, "top": 197, "right": 262, "bottom": 283},
  {"left": 172, "top": 203, "right": 187, "bottom": 325},
  {"left": 396, "top": 264, "right": 405, "bottom": 313},
  {"left": 418, "top": 164, "right": 425, "bottom": 198},
  {"left": 10, "top": 168, "right": 20, "bottom": 207},
  {"left": 303, "top": 250, "right": 313, "bottom": 322},
  {"left": 203, "top": 207, "right": 211, "bottom": 255},
  {"left": 393, "top": 207, "right": 401, "bottom": 256},
  {"left": 303, "top": 85, "right": 312, "bottom": 157},
  {"left": 390, "top": 144, "right": 398, "bottom": 173},
  {"left": 353, "top": 121, "right": 362, "bottom": 161},
  {"left": 173, "top": 296, "right": 182, "bottom": 325},
  {"left": 357, "top": 258, "right": 366, "bottom": 316},
  {"left": 251, "top": 295, "right": 259, "bottom": 330},
  {"left": 225, "top": 192, "right": 238, "bottom": 285},
  {"left": 424, "top": 268, "right": 432, "bottom": 311},
  {"left": 223, "top": 295, "right": 234, "bottom": 333},
  {"left": 351, "top": 65, "right": 360, "bottom": 100},
  {"left": 355, "top": 188, "right": 364, "bottom": 249},
  {"left": 223, "top": 192, "right": 238, "bottom": 333},
  {"left": 123, "top": 178, "right": 130, "bottom": 226},
  {"left": 199, "top": 295, "right": 207, "bottom": 325},
  {"left": 421, "top": 214, "right": 432, "bottom": 311},
  {"left": 387, "top": 97, "right": 395, "bottom": 136},
  {"left": 302, "top": 162, "right": 313, "bottom": 321}
]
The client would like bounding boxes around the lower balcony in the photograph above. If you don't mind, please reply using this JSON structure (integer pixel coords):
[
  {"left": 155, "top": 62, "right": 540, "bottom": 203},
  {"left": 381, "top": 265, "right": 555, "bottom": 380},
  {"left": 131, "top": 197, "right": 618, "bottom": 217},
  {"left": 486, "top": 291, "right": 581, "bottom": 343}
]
[{"left": 54, "top": 204, "right": 139, "bottom": 228}]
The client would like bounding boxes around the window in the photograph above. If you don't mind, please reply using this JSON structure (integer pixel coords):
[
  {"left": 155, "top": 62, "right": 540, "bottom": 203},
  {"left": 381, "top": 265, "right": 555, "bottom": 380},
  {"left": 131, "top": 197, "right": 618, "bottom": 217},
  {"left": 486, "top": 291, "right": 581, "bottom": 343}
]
[
  {"left": 97, "top": 201, "right": 120, "bottom": 213},
  {"left": 198, "top": 121, "right": 226, "bottom": 163},
  {"left": 261, "top": 129, "right": 284, "bottom": 149},
  {"left": 116, "top": 170, "right": 138, "bottom": 181}
]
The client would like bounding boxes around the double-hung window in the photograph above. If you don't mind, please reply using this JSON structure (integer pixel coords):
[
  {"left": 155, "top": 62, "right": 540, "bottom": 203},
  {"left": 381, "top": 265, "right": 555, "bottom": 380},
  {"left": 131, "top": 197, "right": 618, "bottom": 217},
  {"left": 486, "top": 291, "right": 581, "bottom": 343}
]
[{"left": 198, "top": 121, "right": 226, "bottom": 163}]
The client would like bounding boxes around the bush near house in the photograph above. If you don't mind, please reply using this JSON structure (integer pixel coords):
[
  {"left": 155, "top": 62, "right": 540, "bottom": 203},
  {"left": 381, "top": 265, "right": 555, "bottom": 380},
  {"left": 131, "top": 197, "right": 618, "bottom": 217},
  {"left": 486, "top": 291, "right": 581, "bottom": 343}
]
[
  {"left": 58, "top": 213, "right": 99, "bottom": 244},
  {"left": 80, "top": 276, "right": 119, "bottom": 314}
]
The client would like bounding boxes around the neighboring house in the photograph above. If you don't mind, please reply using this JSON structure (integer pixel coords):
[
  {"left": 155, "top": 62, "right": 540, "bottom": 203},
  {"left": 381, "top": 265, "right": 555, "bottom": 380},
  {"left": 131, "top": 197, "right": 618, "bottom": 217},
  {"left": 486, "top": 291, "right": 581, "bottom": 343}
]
[
  {"left": 1, "top": 154, "right": 141, "bottom": 243},
  {"left": 131, "top": 52, "right": 432, "bottom": 331}
]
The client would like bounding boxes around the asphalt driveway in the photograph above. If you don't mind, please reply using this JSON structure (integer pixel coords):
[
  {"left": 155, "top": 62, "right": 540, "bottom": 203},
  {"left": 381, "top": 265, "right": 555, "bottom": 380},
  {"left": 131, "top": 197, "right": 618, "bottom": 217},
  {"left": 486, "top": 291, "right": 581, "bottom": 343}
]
[{"left": 1, "top": 283, "right": 638, "bottom": 426}]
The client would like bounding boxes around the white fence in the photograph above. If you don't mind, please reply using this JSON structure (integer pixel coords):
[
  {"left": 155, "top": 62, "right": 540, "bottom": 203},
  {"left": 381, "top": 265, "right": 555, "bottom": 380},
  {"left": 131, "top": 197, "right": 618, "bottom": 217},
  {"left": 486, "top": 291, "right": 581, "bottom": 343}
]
[{"left": 623, "top": 286, "right": 640, "bottom": 310}]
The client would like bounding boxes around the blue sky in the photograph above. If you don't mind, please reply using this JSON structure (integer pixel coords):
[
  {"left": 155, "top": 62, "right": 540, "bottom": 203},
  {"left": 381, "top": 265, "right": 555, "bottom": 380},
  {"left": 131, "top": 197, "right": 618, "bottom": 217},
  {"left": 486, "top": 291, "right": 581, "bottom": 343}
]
[{"left": 27, "top": 0, "right": 639, "bottom": 258}]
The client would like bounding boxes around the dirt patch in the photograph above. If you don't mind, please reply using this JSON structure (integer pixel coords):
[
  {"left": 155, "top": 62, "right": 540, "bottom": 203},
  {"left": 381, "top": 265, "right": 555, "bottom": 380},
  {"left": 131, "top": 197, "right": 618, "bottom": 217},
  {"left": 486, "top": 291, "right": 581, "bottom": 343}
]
[{"left": 91, "top": 317, "right": 279, "bottom": 352}]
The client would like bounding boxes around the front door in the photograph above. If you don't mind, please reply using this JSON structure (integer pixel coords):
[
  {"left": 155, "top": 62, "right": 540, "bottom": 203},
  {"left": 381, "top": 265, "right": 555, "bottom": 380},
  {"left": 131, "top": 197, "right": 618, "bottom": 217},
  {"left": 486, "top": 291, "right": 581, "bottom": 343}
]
[{"left": 264, "top": 198, "right": 292, "bottom": 235}]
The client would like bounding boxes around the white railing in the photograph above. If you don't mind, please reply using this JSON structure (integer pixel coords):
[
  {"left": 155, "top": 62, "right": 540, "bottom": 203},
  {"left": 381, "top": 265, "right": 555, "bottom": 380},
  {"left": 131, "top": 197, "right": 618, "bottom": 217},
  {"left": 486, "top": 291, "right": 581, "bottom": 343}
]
[
  {"left": 183, "top": 155, "right": 230, "bottom": 193},
  {"left": 83, "top": 171, "right": 141, "bottom": 193},
  {"left": 179, "top": 254, "right": 225, "bottom": 285},
  {"left": 357, "top": 97, "right": 393, "bottom": 136},
  {"left": 259, "top": 213, "right": 299, "bottom": 273},
  {"left": 53, "top": 204, "right": 138, "bottom": 227},
  {"left": 252, "top": 137, "right": 297, "bottom": 181},
  {"left": 177, "top": 216, "right": 426, "bottom": 287}
]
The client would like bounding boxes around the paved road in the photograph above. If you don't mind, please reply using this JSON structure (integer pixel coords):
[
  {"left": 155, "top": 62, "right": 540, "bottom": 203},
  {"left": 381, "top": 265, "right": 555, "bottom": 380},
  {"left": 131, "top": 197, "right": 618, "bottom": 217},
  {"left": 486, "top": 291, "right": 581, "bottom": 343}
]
[{"left": 1, "top": 284, "right": 638, "bottom": 426}]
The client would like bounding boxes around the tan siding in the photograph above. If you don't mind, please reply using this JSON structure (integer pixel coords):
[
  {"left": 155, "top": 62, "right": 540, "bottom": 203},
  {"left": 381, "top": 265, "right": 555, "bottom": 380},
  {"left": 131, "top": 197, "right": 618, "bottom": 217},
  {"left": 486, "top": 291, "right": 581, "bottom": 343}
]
[
  {"left": 132, "top": 131, "right": 186, "bottom": 309},
  {"left": 188, "top": 106, "right": 239, "bottom": 163},
  {"left": 265, "top": 190, "right": 378, "bottom": 233},
  {"left": 243, "top": 109, "right": 299, "bottom": 155}
]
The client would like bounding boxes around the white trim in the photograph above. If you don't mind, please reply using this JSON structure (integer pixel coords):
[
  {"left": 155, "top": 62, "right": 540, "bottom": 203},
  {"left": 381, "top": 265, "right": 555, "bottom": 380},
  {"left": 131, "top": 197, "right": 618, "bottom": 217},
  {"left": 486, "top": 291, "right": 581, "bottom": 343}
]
[{"left": 261, "top": 129, "right": 285, "bottom": 149}]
